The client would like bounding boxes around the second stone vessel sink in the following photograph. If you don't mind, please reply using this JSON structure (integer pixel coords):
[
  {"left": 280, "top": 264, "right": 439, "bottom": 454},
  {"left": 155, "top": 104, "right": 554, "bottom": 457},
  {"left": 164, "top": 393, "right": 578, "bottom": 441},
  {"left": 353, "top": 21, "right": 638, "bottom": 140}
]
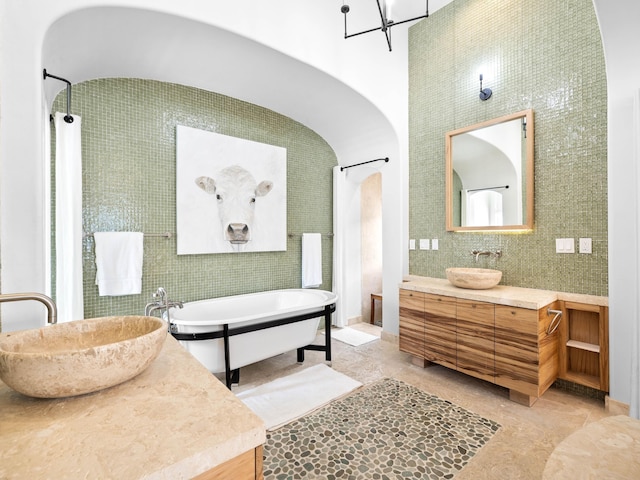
[
  {"left": 446, "top": 267, "right": 502, "bottom": 290},
  {"left": 0, "top": 315, "right": 166, "bottom": 398}
]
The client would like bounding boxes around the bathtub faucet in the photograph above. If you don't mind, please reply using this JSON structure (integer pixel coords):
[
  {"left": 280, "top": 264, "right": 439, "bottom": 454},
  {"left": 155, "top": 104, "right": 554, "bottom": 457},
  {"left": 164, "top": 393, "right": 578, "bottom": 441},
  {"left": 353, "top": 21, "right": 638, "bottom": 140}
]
[{"left": 144, "top": 287, "right": 183, "bottom": 323}]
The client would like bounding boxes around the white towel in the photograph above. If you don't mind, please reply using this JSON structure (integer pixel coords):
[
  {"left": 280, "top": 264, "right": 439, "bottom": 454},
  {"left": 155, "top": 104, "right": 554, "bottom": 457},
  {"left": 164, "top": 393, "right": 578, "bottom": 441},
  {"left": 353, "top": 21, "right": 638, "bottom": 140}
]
[
  {"left": 302, "top": 233, "right": 322, "bottom": 288},
  {"left": 94, "top": 232, "right": 144, "bottom": 296}
]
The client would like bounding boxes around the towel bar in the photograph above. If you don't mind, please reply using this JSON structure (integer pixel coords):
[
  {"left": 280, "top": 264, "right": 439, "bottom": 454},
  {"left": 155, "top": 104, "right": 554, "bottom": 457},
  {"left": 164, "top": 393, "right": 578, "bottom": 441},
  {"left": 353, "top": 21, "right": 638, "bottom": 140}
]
[
  {"left": 288, "top": 233, "right": 334, "bottom": 238},
  {"left": 84, "top": 232, "right": 173, "bottom": 238}
]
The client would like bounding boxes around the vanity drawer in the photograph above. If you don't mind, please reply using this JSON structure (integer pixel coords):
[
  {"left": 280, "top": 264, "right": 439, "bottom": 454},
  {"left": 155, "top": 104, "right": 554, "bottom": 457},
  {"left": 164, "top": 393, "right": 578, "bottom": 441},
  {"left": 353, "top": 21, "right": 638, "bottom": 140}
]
[
  {"left": 425, "top": 293, "right": 456, "bottom": 317},
  {"left": 495, "top": 305, "right": 537, "bottom": 335},
  {"left": 456, "top": 298, "right": 494, "bottom": 325},
  {"left": 399, "top": 289, "right": 425, "bottom": 312}
]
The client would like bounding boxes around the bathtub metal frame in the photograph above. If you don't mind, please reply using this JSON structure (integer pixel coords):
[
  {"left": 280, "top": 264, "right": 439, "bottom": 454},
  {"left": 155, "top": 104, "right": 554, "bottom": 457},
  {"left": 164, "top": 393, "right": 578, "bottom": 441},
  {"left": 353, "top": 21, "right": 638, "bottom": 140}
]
[{"left": 171, "top": 303, "right": 336, "bottom": 388}]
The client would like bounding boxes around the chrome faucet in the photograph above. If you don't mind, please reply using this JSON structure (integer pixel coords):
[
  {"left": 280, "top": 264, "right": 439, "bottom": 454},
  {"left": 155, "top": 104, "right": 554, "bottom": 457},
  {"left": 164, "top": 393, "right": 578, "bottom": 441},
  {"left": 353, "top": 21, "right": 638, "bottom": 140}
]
[
  {"left": 144, "top": 287, "right": 183, "bottom": 331},
  {"left": 0, "top": 292, "right": 58, "bottom": 324},
  {"left": 471, "top": 249, "right": 502, "bottom": 262},
  {"left": 144, "top": 287, "right": 167, "bottom": 316}
]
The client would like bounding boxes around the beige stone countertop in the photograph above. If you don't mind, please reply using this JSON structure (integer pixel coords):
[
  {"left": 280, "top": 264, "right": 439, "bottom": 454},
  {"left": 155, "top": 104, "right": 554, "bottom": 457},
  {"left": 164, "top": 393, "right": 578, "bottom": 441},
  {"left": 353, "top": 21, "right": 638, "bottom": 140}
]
[
  {"left": 401, "top": 275, "right": 607, "bottom": 310},
  {"left": 0, "top": 335, "right": 265, "bottom": 480}
]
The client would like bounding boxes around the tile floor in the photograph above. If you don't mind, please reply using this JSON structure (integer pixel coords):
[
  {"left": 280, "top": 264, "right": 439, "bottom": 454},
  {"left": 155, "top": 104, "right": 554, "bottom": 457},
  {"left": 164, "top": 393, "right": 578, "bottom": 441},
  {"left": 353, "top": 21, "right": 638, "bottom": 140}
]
[{"left": 234, "top": 323, "right": 613, "bottom": 480}]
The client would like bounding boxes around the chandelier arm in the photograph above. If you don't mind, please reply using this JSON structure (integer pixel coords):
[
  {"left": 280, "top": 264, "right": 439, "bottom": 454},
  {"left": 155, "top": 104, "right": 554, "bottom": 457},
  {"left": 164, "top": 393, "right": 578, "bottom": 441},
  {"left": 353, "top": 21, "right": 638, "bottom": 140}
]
[
  {"left": 389, "top": 14, "right": 429, "bottom": 28},
  {"left": 345, "top": 25, "right": 386, "bottom": 39},
  {"left": 385, "top": 26, "right": 392, "bottom": 51},
  {"left": 375, "top": 0, "right": 388, "bottom": 29}
]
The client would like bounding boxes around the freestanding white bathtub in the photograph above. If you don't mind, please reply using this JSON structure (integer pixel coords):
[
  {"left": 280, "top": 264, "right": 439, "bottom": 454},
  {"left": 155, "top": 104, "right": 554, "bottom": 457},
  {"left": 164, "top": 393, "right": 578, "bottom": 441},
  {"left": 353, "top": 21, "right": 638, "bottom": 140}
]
[{"left": 168, "top": 288, "right": 337, "bottom": 387}]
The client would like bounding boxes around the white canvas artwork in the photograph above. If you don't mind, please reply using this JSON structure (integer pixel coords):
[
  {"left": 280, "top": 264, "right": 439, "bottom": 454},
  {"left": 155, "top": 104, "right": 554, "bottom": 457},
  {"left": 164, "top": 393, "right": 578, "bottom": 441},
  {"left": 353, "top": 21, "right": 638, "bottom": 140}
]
[{"left": 176, "top": 125, "right": 287, "bottom": 254}]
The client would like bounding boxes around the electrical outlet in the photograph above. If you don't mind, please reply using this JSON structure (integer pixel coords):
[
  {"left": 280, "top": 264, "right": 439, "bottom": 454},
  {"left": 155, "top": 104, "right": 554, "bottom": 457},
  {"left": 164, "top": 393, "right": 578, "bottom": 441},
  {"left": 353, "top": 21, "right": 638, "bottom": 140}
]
[
  {"left": 579, "top": 238, "right": 592, "bottom": 254},
  {"left": 419, "top": 239, "right": 430, "bottom": 250}
]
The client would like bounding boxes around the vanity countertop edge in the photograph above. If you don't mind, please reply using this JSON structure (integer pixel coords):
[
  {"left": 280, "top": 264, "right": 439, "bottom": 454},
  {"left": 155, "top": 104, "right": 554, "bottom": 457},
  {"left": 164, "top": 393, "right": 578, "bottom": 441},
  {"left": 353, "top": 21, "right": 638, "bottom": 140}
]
[
  {"left": 0, "top": 335, "right": 266, "bottom": 480},
  {"left": 401, "top": 275, "right": 607, "bottom": 310}
]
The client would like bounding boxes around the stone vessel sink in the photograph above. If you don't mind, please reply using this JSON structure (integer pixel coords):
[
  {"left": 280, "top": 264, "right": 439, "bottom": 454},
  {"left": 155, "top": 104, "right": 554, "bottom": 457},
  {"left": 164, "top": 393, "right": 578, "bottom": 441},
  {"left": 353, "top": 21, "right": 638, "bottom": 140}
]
[
  {"left": 446, "top": 267, "right": 502, "bottom": 290},
  {"left": 0, "top": 316, "right": 166, "bottom": 398}
]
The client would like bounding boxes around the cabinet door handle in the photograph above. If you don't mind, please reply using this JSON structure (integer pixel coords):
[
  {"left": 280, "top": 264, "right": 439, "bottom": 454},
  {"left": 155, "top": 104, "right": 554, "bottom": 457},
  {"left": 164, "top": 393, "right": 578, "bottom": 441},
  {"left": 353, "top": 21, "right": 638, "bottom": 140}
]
[{"left": 547, "top": 309, "right": 563, "bottom": 335}]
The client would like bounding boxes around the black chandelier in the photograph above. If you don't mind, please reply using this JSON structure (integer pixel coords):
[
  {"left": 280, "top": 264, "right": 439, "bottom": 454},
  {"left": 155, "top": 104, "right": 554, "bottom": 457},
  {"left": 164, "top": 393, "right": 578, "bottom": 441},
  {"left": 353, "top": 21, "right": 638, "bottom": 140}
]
[{"left": 341, "top": 1, "right": 429, "bottom": 52}]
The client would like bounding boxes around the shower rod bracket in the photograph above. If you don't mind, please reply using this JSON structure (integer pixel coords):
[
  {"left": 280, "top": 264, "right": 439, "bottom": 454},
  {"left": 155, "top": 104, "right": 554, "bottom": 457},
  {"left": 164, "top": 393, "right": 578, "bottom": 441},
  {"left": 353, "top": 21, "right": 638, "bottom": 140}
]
[
  {"left": 340, "top": 157, "right": 389, "bottom": 171},
  {"left": 43, "top": 69, "right": 74, "bottom": 123}
]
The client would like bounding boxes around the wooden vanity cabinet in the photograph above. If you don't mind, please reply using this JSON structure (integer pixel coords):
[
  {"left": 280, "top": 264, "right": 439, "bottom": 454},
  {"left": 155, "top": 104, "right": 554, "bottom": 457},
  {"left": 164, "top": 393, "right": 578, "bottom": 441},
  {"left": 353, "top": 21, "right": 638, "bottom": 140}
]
[
  {"left": 456, "top": 299, "right": 495, "bottom": 383},
  {"left": 398, "top": 287, "right": 561, "bottom": 406}
]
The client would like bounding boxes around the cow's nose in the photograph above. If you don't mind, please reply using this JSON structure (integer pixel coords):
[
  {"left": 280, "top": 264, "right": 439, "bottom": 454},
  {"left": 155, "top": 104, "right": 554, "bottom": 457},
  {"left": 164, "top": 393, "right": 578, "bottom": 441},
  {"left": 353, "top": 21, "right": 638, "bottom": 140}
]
[{"left": 227, "top": 223, "right": 250, "bottom": 244}]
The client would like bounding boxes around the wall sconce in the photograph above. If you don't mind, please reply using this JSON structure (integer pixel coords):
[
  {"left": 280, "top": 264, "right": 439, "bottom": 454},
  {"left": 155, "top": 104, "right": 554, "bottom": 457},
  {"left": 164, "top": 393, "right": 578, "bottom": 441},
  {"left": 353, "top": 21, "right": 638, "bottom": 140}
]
[
  {"left": 341, "top": 1, "right": 429, "bottom": 52},
  {"left": 479, "top": 74, "right": 492, "bottom": 101}
]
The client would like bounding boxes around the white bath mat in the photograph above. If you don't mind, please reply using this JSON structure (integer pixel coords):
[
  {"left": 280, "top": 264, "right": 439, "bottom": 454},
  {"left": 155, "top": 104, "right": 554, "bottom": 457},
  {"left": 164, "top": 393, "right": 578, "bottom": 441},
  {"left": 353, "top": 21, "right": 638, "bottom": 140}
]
[
  {"left": 329, "top": 327, "right": 379, "bottom": 347},
  {"left": 236, "top": 364, "right": 362, "bottom": 430}
]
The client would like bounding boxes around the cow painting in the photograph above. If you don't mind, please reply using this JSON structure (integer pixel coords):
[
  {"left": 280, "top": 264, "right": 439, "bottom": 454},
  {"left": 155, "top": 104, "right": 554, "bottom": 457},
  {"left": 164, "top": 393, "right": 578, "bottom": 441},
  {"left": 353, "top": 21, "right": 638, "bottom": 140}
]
[
  {"left": 176, "top": 124, "right": 286, "bottom": 255},
  {"left": 195, "top": 165, "right": 273, "bottom": 246}
]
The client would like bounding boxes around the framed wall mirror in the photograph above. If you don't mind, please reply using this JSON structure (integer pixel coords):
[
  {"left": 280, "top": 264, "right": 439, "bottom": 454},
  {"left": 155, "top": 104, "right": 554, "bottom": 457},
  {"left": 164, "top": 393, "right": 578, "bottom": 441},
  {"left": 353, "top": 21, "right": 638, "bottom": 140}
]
[{"left": 445, "top": 109, "right": 534, "bottom": 232}]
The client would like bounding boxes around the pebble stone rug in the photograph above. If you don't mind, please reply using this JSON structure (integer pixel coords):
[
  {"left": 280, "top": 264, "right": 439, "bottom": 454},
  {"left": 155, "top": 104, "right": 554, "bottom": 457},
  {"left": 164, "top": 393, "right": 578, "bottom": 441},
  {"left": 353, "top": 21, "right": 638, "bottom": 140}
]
[{"left": 263, "top": 378, "right": 500, "bottom": 479}]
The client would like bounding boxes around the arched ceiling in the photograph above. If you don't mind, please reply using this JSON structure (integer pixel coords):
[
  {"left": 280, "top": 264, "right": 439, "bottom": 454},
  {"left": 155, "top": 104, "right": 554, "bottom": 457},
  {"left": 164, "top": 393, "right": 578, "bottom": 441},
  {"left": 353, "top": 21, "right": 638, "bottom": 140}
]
[
  {"left": 42, "top": 6, "right": 399, "bottom": 167},
  {"left": 42, "top": 2, "right": 455, "bottom": 167}
]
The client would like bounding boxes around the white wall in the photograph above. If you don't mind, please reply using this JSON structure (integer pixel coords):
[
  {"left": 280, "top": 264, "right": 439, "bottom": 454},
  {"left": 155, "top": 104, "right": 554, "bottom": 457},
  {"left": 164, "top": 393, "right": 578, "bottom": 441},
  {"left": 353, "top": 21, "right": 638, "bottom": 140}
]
[{"left": 592, "top": 0, "right": 640, "bottom": 407}]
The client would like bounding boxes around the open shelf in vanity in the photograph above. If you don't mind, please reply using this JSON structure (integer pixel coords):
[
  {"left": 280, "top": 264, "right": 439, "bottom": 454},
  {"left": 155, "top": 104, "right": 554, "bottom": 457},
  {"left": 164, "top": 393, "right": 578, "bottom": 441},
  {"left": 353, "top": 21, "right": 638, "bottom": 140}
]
[{"left": 558, "top": 301, "right": 609, "bottom": 391}]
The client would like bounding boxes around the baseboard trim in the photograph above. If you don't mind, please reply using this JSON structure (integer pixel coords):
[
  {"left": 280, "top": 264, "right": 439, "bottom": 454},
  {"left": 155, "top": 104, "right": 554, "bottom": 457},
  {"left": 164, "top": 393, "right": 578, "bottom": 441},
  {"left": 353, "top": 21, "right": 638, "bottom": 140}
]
[
  {"left": 605, "top": 395, "right": 630, "bottom": 415},
  {"left": 380, "top": 330, "right": 398, "bottom": 345}
]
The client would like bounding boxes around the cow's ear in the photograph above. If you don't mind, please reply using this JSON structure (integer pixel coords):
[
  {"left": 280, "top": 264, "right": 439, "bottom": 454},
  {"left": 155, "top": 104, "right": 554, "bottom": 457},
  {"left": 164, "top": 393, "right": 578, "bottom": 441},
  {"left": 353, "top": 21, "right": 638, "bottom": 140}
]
[
  {"left": 195, "top": 176, "right": 216, "bottom": 194},
  {"left": 256, "top": 180, "right": 273, "bottom": 197}
]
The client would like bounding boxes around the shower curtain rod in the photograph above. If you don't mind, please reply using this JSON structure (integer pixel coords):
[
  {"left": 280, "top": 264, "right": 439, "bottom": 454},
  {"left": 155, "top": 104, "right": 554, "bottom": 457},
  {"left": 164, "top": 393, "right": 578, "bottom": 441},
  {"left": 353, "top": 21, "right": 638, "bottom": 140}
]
[
  {"left": 340, "top": 157, "right": 389, "bottom": 171},
  {"left": 466, "top": 185, "right": 509, "bottom": 193},
  {"left": 43, "top": 69, "right": 74, "bottom": 124}
]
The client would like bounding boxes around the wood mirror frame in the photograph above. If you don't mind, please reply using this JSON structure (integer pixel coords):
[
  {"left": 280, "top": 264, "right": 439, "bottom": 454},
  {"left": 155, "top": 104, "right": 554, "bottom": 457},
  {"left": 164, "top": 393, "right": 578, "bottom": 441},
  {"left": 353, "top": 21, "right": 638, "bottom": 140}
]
[{"left": 445, "top": 109, "right": 534, "bottom": 232}]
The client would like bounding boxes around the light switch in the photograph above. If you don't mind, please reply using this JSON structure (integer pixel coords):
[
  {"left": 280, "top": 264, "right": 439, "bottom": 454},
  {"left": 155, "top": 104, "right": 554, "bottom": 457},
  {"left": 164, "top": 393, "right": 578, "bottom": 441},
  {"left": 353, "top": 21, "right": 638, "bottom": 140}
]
[
  {"left": 579, "top": 238, "right": 592, "bottom": 254},
  {"left": 556, "top": 238, "right": 575, "bottom": 253},
  {"left": 555, "top": 239, "right": 563, "bottom": 253},
  {"left": 409, "top": 239, "right": 416, "bottom": 250},
  {"left": 564, "top": 238, "right": 575, "bottom": 253},
  {"left": 431, "top": 239, "right": 439, "bottom": 250},
  {"left": 419, "top": 239, "right": 430, "bottom": 250}
]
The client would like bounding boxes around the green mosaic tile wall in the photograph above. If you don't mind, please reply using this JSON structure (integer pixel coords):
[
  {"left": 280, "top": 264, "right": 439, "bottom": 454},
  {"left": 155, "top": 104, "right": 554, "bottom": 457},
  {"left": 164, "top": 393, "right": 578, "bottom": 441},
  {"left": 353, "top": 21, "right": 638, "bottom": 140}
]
[
  {"left": 408, "top": 0, "right": 607, "bottom": 296},
  {"left": 52, "top": 79, "right": 336, "bottom": 318}
]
